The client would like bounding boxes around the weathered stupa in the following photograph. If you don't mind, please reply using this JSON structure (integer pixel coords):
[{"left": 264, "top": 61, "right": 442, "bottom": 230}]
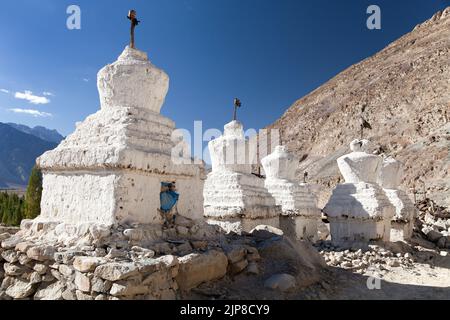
[
  {"left": 261, "top": 145, "right": 320, "bottom": 241},
  {"left": 36, "top": 46, "right": 205, "bottom": 228},
  {"left": 203, "top": 120, "right": 281, "bottom": 234},
  {"left": 378, "top": 156, "right": 416, "bottom": 241},
  {"left": 323, "top": 139, "right": 395, "bottom": 245}
]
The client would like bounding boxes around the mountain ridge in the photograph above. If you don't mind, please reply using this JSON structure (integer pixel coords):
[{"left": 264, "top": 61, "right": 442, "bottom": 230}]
[
  {"left": 6, "top": 123, "right": 64, "bottom": 144},
  {"left": 0, "top": 124, "right": 57, "bottom": 188}
]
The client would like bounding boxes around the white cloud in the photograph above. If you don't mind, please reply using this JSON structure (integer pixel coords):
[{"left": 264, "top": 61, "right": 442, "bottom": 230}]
[
  {"left": 43, "top": 91, "right": 54, "bottom": 97},
  {"left": 83, "top": 78, "right": 89, "bottom": 82},
  {"left": 8, "top": 108, "right": 53, "bottom": 118},
  {"left": 0, "top": 89, "right": 9, "bottom": 94},
  {"left": 14, "top": 90, "right": 50, "bottom": 105}
]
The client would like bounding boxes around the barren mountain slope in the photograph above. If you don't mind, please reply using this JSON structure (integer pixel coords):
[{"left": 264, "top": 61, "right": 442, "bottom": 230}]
[{"left": 267, "top": 8, "right": 450, "bottom": 208}]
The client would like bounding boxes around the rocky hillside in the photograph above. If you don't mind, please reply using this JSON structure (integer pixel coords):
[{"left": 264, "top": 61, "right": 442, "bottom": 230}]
[{"left": 267, "top": 7, "right": 450, "bottom": 208}]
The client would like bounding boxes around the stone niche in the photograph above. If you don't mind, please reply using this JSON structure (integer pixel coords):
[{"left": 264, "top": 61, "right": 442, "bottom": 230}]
[
  {"left": 203, "top": 120, "right": 281, "bottom": 234},
  {"left": 323, "top": 140, "right": 395, "bottom": 245},
  {"left": 261, "top": 146, "right": 320, "bottom": 241},
  {"left": 378, "top": 156, "right": 416, "bottom": 241},
  {"left": 36, "top": 46, "right": 205, "bottom": 227}
]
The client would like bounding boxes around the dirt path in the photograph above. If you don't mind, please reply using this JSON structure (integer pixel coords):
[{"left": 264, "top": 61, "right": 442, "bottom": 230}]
[{"left": 186, "top": 238, "right": 450, "bottom": 300}]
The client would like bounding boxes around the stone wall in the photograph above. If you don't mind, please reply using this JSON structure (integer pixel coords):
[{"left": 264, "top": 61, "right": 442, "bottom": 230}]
[
  {"left": 0, "top": 218, "right": 327, "bottom": 300},
  {"left": 0, "top": 218, "right": 273, "bottom": 300}
]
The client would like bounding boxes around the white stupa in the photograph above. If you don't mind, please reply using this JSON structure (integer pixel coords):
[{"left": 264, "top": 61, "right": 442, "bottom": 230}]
[
  {"left": 261, "top": 145, "right": 320, "bottom": 241},
  {"left": 37, "top": 46, "right": 205, "bottom": 226},
  {"left": 378, "top": 156, "right": 416, "bottom": 241},
  {"left": 323, "top": 139, "right": 395, "bottom": 245},
  {"left": 203, "top": 120, "right": 281, "bottom": 234}
]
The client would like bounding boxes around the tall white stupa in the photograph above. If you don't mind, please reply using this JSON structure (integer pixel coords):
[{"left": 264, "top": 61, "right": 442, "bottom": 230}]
[{"left": 37, "top": 46, "right": 205, "bottom": 226}]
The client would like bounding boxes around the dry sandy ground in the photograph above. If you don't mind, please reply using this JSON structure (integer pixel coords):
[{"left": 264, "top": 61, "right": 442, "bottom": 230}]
[{"left": 324, "top": 261, "right": 450, "bottom": 300}]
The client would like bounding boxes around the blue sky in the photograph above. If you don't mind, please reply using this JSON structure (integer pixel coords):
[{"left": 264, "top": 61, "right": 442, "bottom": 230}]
[{"left": 0, "top": 0, "right": 448, "bottom": 140}]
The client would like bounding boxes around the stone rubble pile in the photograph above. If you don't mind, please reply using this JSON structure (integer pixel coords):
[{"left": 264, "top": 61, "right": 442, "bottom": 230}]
[
  {"left": 415, "top": 198, "right": 450, "bottom": 249},
  {"left": 315, "top": 241, "right": 417, "bottom": 275}
]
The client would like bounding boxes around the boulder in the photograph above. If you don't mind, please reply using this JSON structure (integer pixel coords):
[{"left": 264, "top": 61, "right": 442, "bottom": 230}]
[
  {"left": 76, "top": 290, "right": 94, "bottom": 300},
  {"left": 58, "top": 265, "right": 75, "bottom": 277},
  {"left": 142, "top": 270, "right": 173, "bottom": 290},
  {"left": 264, "top": 274, "right": 296, "bottom": 292},
  {"left": 1, "top": 250, "right": 19, "bottom": 263},
  {"left": 15, "top": 242, "right": 34, "bottom": 253},
  {"left": 75, "top": 272, "right": 91, "bottom": 292},
  {"left": 18, "top": 254, "right": 31, "bottom": 265},
  {"left": 156, "top": 255, "right": 179, "bottom": 269},
  {"left": 109, "top": 282, "right": 149, "bottom": 297},
  {"left": 62, "top": 289, "right": 76, "bottom": 300},
  {"left": 230, "top": 259, "right": 248, "bottom": 274},
  {"left": 73, "top": 256, "right": 106, "bottom": 273},
  {"left": 175, "top": 242, "right": 193, "bottom": 256},
  {"left": 4, "top": 263, "right": 27, "bottom": 276},
  {"left": 54, "top": 251, "right": 85, "bottom": 264},
  {"left": 94, "top": 262, "right": 139, "bottom": 281},
  {"left": 29, "top": 272, "right": 42, "bottom": 285},
  {"left": 175, "top": 250, "right": 228, "bottom": 291},
  {"left": 91, "top": 276, "right": 112, "bottom": 293},
  {"left": 34, "top": 282, "right": 65, "bottom": 300},
  {"left": 225, "top": 246, "right": 247, "bottom": 264},
  {"left": 246, "top": 262, "right": 259, "bottom": 275},
  {"left": 5, "top": 279, "right": 36, "bottom": 299},
  {"left": 1, "top": 236, "right": 22, "bottom": 250},
  {"left": 26, "top": 245, "right": 56, "bottom": 262},
  {"left": 137, "top": 258, "right": 163, "bottom": 274}
]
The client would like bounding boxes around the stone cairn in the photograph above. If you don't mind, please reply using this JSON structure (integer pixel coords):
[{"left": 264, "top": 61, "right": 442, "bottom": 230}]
[
  {"left": 378, "top": 156, "right": 416, "bottom": 242},
  {"left": 261, "top": 145, "right": 320, "bottom": 241},
  {"left": 203, "top": 120, "right": 281, "bottom": 234},
  {"left": 416, "top": 198, "right": 450, "bottom": 249},
  {"left": 323, "top": 139, "right": 395, "bottom": 245}
]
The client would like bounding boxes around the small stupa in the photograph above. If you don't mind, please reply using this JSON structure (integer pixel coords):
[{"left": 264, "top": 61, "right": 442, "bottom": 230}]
[
  {"left": 203, "top": 120, "right": 281, "bottom": 234},
  {"left": 378, "top": 156, "right": 416, "bottom": 241},
  {"left": 261, "top": 145, "right": 320, "bottom": 241},
  {"left": 323, "top": 139, "right": 395, "bottom": 245}
]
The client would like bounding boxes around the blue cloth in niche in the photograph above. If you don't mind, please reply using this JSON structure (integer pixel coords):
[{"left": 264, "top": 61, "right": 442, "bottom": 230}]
[{"left": 160, "top": 182, "right": 179, "bottom": 212}]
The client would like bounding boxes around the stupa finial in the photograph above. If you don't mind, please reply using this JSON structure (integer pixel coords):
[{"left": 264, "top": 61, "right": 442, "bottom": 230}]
[
  {"left": 233, "top": 98, "right": 242, "bottom": 121},
  {"left": 127, "top": 10, "right": 140, "bottom": 49}
]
